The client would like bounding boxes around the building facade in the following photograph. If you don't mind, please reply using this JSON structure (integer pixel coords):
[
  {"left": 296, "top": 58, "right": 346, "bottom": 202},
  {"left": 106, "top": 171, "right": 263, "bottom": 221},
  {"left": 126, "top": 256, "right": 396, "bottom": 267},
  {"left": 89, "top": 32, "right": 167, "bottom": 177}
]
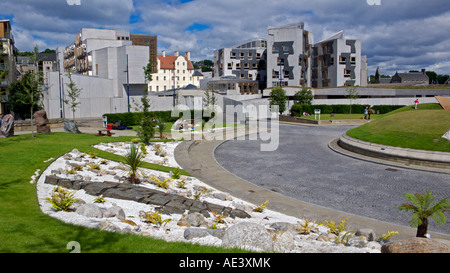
[
  {"left": 312, "top": 31, "right": 367, "bottom": 87},
  {"left": 0, "top": 20, "right": 17, "bottom": 114},
  {"left": 390, "top": 69, "right": 429, "bottom": 85},
  {"left": 266, "top": 23, "right": 314, "bottom": 88},
  {"left": 148, "top": 50, "right": 200, "bottom": 92},
  {"left": 214, "top": 38, "right": 267, "bottom": 92},
  {"left": 62, "top": 28, "right": 157, "bottom": 76}
]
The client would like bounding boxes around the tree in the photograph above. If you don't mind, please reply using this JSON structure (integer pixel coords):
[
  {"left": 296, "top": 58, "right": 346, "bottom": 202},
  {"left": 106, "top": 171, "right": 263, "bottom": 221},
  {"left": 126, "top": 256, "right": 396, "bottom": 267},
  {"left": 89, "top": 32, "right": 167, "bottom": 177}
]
[
  {"left": 397, "top": 190, "right": 450, "bottom": 238},
  {"left": 203, "top": 89, "right": 217, "bottom": 118},
  {"left": 345, "top": 84, "right": 359, "bottom": 114},
  {"left": 269, "top": 87, "right": 287, "bottom": 115},
  {"left": 63, "top": 71, "right": 82, "bottom": 124},
  {"left": 137, "top": 59, "right": 155, "bottom": 145},
  {"left": 293, "top": 88, "right": 313, "bottom": 105},
  {"left": 156, "top": 118, "right": 166, "bottom": 139},
  {"left": 11, "top": 46, "right": 45, "bottom": 137}
]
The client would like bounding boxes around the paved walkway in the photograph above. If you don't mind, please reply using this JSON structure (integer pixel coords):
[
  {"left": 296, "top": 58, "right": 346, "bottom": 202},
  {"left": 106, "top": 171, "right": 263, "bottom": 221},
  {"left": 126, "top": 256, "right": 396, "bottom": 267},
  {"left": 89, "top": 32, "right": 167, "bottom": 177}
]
[{"left": 176, "top": 124, "right": 450, "bottom": 241}]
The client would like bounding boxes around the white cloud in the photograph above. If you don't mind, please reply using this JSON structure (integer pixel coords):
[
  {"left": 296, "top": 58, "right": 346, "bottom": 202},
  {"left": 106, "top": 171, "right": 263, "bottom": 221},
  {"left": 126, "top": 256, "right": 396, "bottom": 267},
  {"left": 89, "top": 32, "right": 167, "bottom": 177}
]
[{"left": 1, "top": 0, "right": 449, "bottom": 75}]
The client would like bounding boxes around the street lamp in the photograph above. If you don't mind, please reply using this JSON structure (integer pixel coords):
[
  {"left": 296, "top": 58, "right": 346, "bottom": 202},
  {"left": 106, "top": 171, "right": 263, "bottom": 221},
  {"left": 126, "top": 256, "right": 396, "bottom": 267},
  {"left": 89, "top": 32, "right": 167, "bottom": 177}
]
[{"left": 125, "top": 54, "right": 130, "bottom": 112}]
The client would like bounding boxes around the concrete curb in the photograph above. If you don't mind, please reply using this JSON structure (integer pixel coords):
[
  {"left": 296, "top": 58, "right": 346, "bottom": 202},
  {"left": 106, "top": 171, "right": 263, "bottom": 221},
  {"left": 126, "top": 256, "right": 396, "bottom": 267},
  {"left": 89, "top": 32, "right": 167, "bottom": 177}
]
[{"left": 338, "top": 133, "right": 450, "bottom": 170}]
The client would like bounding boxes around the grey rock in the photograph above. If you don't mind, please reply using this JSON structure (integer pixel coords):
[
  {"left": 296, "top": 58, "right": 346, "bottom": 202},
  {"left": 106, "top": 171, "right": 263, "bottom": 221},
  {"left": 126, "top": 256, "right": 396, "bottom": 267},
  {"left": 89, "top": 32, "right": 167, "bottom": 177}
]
[
  {"left": 268, "top": 229, "right": 295, "bottom": 252},
  {"left": 186, "top": 212, "right": 206, "bottom": 227},
  {"left": 103, "top": 205, "right": 126, "bottom": 220},
  {"left": 222, "top": 222, "right": 273, "bottom": 251},
  {"left": 356, "top": 228, "right": 377, "bottom": 241},
  {"left": 98, "top": 220, "right": 121, "bottom": 232},
  {"left": 347, "top": 237, "right": 368, "bottom": 248},
  {"left": 76, "top": 203, "right": 103, "bottom": 218},
  {"left": 0, "top": 114, "right": 14, "bottom": 138},
  {"left": 184, "top": 227, "right": 225, "bottom": 240},
  {"left": 64, "top": 119, "right": 81, "bottom": 134}
]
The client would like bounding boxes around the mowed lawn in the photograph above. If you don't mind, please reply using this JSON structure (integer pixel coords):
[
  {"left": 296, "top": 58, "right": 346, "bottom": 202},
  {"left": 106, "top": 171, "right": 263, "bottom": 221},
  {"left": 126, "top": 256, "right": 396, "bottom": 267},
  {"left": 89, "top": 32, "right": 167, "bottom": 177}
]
[
  {"left": 346, "top": 104, "right": 450, "bottom": 152},
  {"left": 0, "top": 132, "right": 246, "bottom": 253}
]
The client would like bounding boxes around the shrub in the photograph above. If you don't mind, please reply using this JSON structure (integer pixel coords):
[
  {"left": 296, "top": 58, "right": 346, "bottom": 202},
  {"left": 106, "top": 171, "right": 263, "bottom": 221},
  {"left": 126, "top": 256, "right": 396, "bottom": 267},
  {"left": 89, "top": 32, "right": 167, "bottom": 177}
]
[
  {"left": 124, "top": 143, "right": 145, "bottom": 184},
  {"left": 253, "top": 200, "right": 269, "bottom": 213},
  {"left": 45, "top": 186, "right": 77, "bottom": 211},
  {"left": 139, "top": 210, "right": 172, "bottom": 226}
]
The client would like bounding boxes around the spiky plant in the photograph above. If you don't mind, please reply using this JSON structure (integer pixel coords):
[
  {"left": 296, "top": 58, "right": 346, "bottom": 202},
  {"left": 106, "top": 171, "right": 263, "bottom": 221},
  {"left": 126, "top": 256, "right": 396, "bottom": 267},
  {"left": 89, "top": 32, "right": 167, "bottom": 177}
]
[
  {"left": 124, "top": 143, "right": 145, "bottom": 184},
  {"left": 397, "top": 190, "right": 450, "bottom": 237}
]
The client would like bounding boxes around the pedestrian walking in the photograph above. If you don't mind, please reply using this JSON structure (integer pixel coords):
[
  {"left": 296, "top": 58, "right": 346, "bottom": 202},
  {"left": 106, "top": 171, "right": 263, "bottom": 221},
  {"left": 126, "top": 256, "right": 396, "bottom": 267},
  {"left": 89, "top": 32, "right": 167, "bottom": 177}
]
[
  {"left": 414, "top": 99, "right": 419, "bottom": 110},
  {"left": 363, "top": 107, "right": 368, "bottom": 119}
]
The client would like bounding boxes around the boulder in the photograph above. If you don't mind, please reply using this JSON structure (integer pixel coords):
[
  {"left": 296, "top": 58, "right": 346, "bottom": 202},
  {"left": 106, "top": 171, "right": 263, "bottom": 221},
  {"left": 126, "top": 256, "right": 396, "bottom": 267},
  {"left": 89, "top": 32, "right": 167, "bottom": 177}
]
[
  {"left": 355, "top": 228, "right": 376, "bottom": 241},
  {"left": 268, "top": 229, "right": 295, "bottom": 252},
  {"left": 0, "top": 114, "right": 14, "bottom": 138},
  {"left": 103, "top": 205, "right": 126, "bottom": 220},
  {"left": 33, "top": 110, "right": 51, "bottom": 133},
  {"left": 64, "top": 119, "right": 81, "bottom": 134},
  {"left": 222, "top": 222, "right": 274, "bottom": 251},
  {"left": 76, "top": 203, "right": 103, "bottom": 218},
  {"left": 381, "top": 237, "right": 450, "bottom": 253}
]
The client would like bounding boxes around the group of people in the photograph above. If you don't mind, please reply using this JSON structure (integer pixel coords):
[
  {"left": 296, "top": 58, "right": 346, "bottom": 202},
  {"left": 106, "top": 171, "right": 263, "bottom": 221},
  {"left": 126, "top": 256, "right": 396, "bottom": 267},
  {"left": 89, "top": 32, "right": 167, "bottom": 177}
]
[{"left": 363, "top": 106, "right": 372, "bottom": 120}]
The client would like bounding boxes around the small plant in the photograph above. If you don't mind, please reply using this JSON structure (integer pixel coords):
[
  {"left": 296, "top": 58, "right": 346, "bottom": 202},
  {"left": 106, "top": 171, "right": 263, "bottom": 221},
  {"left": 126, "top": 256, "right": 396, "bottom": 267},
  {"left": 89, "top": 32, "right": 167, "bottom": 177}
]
[
  {"left": 140, "top": 142, "right": 147, "bottom": 155},
  {"left": 87, "top": 163, "right": 100, "bottom": 171},
  {"left": 73, "top": 165, "right": 83, "bottom": 171},
  {"left": 100, "top": 159, "right": 108, "bottom": 165},
  {"left": 88, "top": 151, "right": 98, "bottom": 158},
  {"left": 253, "top": 200, "right": 269, "bottom": 213},
  {"left": 124, "top": 143, "right": 144, "bottom": 184},
  {"left": 131, "top": 138, "right": 140, "bottom": 143},
  {"left": 335, "top": 231, "right": 355, "bottom": 245},
  {"left": 139, "top": 210, "right": 172, "bottom": 226},
  {"left": 397, "top": 190, "right": 450, "bottom": 237},
  {"left": 153, "top": 144, "right": 162, "bottom": 154},
  {"left": 94, "top": 195, "right": 106, "bottom": 203},
  {"left": 45, "top": 186, "right": 77, "bottom": 211},
  {"left": 377, "top": 231, "right": 399, "bottom": 242},
  {"left": 176, "top": 179, "right": 186, "bottom": 189},
  {"left": 150, "top": 176, "right": 172, "bottom": 189},
  {"left": 80, "top": 153, "right": 86, "bottom": 158},
  {"left": 325, "top": 218, "right": 349, "bottom": 235},
  {"left": 208, "top": 210, "right": 226, "bottom": 229},
  {"left": 297, "top": 217, "right": 317, "bottom": 235},
  {"left": 64, "top": 168, "right": 78, "bottom": 175},
  {"left": 171, "top": 167, "right": 181, "bottom": 179}
]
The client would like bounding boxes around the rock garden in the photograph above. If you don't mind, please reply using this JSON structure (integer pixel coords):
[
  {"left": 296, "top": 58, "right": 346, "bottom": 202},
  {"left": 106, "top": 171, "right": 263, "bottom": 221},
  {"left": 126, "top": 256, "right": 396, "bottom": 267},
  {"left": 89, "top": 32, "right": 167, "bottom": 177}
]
[{"left": 36, "top": 140, "right": 394, "bottom": 253}]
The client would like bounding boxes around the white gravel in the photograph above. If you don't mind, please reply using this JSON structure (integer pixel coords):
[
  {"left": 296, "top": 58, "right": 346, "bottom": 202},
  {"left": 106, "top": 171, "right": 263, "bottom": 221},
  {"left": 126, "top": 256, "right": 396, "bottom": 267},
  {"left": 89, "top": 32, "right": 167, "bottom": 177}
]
[{"left": 35, "top": 141, "right": 381, "bottom": 253}]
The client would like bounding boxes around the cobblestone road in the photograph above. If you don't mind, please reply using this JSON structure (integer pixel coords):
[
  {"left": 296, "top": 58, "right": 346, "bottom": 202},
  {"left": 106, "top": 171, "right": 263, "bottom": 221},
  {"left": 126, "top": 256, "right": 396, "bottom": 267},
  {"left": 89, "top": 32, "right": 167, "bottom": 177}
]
[{"left": 214, "top": 124, "right": 450, "bottom": 235}]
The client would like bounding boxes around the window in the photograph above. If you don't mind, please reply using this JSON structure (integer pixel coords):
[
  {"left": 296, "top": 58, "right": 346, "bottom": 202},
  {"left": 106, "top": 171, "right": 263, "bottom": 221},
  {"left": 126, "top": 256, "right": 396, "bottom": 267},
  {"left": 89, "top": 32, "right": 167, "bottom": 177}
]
[
  {"left": 230, "top": 52, "right": 236, "bottom": 58},
  {"left": 282, "top": 45, "right": 289, "bottom": 52},
  {"left": 339, "top": 55, "right": 346, "bottom": 64},
  {"left": 351, "top": 56, "right": 356, "bottom": 63},
  {"left": 228, "top": 63, "right": 232, "bottom": 69},
  {"left": 273, "top": 45, "right": 279, "bottom": 53}
]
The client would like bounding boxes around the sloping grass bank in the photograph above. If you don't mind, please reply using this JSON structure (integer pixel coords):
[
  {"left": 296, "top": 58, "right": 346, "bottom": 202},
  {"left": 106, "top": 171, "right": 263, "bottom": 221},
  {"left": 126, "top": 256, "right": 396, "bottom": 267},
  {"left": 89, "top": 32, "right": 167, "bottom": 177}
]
[
  {"left": 0, "top": 133, "right": 244, "bottom": 253},
  {"left": 346, "top": 104, "right": 450, "bottom": 153}
]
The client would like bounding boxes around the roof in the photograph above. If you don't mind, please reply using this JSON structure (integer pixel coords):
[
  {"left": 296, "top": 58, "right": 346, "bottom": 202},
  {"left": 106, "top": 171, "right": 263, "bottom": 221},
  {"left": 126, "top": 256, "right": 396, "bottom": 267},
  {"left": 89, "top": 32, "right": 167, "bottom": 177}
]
[
  {"left": 158, "top": 55, "right": 194, "bottom": 70},
  {"left": 394, "top": 72, "right": 429, "bottom": 81},
  {"left": 317, "top": 30, "right": 344, "bottom": 43}
]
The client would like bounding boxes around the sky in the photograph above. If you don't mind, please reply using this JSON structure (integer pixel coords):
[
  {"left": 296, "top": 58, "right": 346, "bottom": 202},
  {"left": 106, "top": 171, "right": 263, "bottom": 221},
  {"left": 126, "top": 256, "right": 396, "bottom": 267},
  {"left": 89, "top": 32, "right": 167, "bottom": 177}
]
[{"left": 1, "top": 0, "right": 450, "bottom": 76}]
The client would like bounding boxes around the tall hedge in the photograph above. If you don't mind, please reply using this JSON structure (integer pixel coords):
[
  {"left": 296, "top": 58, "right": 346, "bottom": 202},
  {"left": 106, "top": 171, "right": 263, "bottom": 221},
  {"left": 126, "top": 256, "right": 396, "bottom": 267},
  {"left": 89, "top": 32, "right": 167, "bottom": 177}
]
[
  {"left": 103, "top": 110, "right": 213, "bottom": 126},
  {"left": 290, "top": 104, "right": 405, "bottom": 117}
]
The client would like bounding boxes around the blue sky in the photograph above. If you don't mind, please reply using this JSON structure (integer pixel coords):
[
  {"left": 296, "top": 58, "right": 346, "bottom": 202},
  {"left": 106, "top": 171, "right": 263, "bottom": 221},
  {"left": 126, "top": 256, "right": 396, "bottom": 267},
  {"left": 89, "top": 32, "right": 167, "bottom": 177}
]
[{"left": 1, "top": 0, "right": 450, "bottom": 76}]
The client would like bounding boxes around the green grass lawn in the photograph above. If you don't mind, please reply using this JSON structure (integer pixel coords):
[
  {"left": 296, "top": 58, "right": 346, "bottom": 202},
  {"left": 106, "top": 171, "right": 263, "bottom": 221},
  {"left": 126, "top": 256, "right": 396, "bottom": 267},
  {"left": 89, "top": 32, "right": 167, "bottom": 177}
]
[
  {"left": 0, "top": 132, "right": 247, "bottom": 253},
  {"left": 346, "top": 104, "right": 450, "bottom": 152},
  {"left": 300, "top": 113, "right": 382, "bottom": 121}
]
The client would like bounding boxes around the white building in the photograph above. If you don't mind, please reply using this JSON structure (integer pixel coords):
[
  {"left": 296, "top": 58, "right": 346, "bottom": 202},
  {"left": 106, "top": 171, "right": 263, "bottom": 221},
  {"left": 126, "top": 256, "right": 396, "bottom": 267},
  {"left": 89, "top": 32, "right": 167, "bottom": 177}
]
[
  {"left": 148, "top": 51, "right": 202, "bottom": 92},
  {"left": 312, "top": 31, "right": 368, "bottom": 87},
  {"left": 214, "top": 38, "right": 267, "bottom": 92},
  {"left": 266, "top": 22, "right": 314, "bottom": 88}
]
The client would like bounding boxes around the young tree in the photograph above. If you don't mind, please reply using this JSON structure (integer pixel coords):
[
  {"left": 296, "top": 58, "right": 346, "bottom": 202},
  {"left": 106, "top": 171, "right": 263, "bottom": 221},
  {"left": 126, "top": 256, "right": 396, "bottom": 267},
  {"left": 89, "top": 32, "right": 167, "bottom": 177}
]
[
  {"left": 397, "top": 190, "right": 450, "bottom": 238},
  {"left": 345, "top": 84, "right": 359, "bottom": 114},
  {"left": 63, "top": 71, "right": 82, "bottom": 124},
  {"left": 13, "top": 46, "right": 45, "bottom": 138},
  {"left": 269, "top": 87, "right": 287, "bottom": 115},
  {"left": 203, "top": 89, "right": 217, "bottom": 119},
  {"left": 293, "top": 88, "right": 313, "bottom": 105},
  {"left": 137, "top": 59, "right": 155, "bottom": 145}
]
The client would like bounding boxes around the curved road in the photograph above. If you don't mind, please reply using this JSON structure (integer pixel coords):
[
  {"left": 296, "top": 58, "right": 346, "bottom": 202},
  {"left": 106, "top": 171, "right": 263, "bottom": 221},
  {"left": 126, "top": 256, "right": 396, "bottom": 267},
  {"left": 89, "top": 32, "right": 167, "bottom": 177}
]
[{"left": 214, "top": 124, "right": 450, "bottom": 235}]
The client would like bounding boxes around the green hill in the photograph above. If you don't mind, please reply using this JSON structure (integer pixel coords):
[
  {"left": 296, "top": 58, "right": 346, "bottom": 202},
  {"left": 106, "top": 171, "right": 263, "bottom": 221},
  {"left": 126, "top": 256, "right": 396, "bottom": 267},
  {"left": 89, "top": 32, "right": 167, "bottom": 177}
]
[{"left": 346, "top": 104, "right": 450, "bottom": 153}]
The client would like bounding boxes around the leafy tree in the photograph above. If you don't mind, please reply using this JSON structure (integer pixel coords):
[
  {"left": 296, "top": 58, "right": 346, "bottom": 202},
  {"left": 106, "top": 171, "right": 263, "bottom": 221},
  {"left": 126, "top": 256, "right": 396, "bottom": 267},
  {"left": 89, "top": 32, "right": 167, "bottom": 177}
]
[
  {"left": 10, "top": 46, "right": 45, "bottom": 137},
  {"left": 293, "top": 88, "right": 313, "bottom": 105},
  {"left": 137, "top": 59, "right": 155, "bottom": 144},
  {"left": 345, "top": 84, "right": 360, "bottom": 114},
  {"left": 63, "top": 71, "right": 82, "bottom": 124},
  {"left": 397, "top": 190, "right": 450, "bottom": 238},
  {"left": 269, "top": 87, "right": 287, "bottom": 115}
]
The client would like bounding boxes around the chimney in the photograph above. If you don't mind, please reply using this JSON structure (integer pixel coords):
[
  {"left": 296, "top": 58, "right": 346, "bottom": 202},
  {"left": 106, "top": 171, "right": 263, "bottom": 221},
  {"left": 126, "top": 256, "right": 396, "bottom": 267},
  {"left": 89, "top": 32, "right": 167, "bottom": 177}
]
[
  {"left": 421, "top": 68, "right": 426, "bottom": 75},
  {"left": 162, "top": 50, "right": 166, "bottom": 58},
  {"left": 185, "top": 52, "right": 191, "bottom": 61},
  {"left": 174, "top": 51, "right": 179, "bottom": 57}
]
